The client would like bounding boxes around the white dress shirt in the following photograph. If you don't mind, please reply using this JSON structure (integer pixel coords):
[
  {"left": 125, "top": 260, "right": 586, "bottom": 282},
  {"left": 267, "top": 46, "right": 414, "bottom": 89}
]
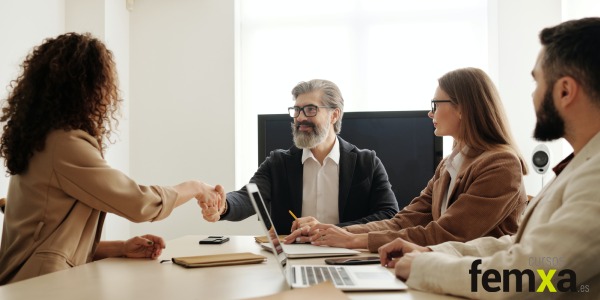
[
  {"left": 440, "top": 146, "right": 465, "bottom": 215},
  {"left": 301, "top": 137, "right": 340, "bottom": 224}
]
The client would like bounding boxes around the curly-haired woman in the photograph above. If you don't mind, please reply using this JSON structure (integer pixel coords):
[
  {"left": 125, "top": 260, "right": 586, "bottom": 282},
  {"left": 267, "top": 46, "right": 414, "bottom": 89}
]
[{"left": 0, "top": 32, "right": 223, "bottom": 285}]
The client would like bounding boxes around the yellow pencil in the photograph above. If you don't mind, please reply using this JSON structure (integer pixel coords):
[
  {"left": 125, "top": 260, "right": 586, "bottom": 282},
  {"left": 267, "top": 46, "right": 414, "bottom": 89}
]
[{"left": 288, "top": 210, "right": 298, "bottom": 220}]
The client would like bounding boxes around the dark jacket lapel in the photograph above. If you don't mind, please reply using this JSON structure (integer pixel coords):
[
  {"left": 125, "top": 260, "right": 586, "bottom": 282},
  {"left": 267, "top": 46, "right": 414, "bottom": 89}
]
[
  {"left": 338, "top": 137, "right": 356, "bottom": 217},
  {"left": 286, "top": 146, "right": 304, "bottom": 216}
]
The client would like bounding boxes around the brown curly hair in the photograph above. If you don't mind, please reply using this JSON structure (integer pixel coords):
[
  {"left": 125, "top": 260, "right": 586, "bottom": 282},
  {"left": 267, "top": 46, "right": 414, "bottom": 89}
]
[{"left": 0, "top": 32, "right": 121, "bottom": 175}]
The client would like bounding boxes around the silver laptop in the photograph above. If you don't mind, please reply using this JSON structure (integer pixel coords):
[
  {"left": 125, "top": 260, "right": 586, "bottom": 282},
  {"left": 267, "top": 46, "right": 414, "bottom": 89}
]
[
  {"left": 261, "top": 242, "right": 360, "bottom": 258},
  {"left": 246, "top": 183, "right": 407, "bottom": 291}
]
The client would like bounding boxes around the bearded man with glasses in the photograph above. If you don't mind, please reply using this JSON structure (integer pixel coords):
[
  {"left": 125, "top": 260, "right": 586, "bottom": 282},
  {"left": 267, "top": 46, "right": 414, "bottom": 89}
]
[{"left": 201, "top": 79, "right": 399, "bottom": 235}]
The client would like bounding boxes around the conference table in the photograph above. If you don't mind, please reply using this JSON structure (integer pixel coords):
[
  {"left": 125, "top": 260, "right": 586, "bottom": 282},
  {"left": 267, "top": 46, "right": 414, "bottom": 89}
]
[{"left": 0, "top": 235, "right": 460, "bottom": 299}]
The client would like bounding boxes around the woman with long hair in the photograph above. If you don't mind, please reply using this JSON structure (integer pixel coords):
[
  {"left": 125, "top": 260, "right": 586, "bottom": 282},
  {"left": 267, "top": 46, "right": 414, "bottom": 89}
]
[{"left": 0, "top": 32, "right": 223, "bottom": 285}]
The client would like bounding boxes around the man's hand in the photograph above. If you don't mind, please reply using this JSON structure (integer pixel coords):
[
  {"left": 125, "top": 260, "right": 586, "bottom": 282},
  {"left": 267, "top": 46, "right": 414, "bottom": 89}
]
[
  {"left": 377, "top": 238, "right": 430, "bottom": 280},
  {"left": 393, "top": 250, "right": 421, "bottom": 281},
  {"left": 284, "top": 225, "right": 311, "bottom": 244},
  {"left": 290, "top": 216, "right": 321, "bottom": 232},
  {"left": 284, "top": 216, "right": 323, "bottom": 244}
]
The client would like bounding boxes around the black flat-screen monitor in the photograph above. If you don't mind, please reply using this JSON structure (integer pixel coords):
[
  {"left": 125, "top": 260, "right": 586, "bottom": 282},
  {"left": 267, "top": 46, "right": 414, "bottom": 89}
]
[{"left": 257, "top": 110, "right": 443, "bottom": 209}]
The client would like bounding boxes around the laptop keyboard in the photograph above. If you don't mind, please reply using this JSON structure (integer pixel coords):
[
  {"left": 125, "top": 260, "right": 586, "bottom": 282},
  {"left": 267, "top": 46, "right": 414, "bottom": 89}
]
[{"left": 298, "top": 266, "right": 355, "bottom": 286}]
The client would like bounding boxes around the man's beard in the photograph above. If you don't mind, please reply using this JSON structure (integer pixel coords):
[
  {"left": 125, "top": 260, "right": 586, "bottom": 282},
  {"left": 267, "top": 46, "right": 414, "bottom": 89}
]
[
  {"left": 291, "top": 120, "right": 330, "bottom": 149},
  {"left": 533, "top": 87, "right": 565, "bottom": 141}
]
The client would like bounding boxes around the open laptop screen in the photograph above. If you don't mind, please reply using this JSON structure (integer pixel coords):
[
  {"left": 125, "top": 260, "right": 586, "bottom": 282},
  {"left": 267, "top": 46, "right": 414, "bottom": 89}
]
[{"left": 248, "top": 184, "right": 288, "bottom": 269}]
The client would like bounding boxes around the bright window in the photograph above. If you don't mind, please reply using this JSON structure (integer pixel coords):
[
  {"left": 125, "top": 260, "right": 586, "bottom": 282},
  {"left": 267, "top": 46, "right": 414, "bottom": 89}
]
[{"left": 237, "top": 0, "right": 488, "bottom": 184}]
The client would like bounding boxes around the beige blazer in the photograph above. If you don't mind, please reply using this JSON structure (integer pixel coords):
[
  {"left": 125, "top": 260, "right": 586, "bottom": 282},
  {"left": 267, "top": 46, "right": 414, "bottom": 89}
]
[
  {"left": 0, "top": 130, "right": 178, "bottom": 285},
  {"left": 345, "top": 147, "right": 527, "bottom": 252},
  {"left": 407, "top": 132, "right": 600, "bottom": 299}
]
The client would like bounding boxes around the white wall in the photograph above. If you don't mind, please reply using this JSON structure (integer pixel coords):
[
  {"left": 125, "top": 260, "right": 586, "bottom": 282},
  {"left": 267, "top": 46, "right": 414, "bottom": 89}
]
[
  {"left": 489, "top": 0, "right": 563, "bottom": 196},
  {"left": 563, "top": 0, "right": 600, "bottom": 18},
  {"left": 0, "top": 0, "right": 66, "bottom": 242},
  {"left": 65, "top": 0, "right": 132, "bottom": 241},
  {"left": 128, "top": 0, "right": 260, "bottom": 240},
  {"left": 489, "top": 0, "right": 600, "bottom": 196},
  {"left": 101, "top": 0, "right": 133, "bottom": 240}
]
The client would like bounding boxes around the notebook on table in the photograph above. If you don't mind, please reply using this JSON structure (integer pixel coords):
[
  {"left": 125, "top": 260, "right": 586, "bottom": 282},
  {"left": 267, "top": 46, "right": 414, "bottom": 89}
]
[
  {"left": 172, "top": 252, "right": 266, "bottom": 268},
  {"left": 246, "top": 183, "right": 407, "bottom": 291},
  {"left": 254, "top": 235, "right": 288, "bottom": 243}
]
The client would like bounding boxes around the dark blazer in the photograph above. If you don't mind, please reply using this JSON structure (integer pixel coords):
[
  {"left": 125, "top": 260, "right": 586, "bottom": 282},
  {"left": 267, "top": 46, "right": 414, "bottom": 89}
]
[{"left": 222, "top": 137, "right": 399, "bottom": 234}]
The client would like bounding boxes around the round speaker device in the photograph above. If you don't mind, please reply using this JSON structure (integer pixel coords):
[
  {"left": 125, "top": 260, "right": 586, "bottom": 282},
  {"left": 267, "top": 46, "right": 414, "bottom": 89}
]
[{"left": 532, "top": 144, "right": 551, "bottom": 175}]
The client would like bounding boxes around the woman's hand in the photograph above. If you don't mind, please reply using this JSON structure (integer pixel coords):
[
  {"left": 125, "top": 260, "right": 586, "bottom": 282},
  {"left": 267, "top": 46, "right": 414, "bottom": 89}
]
[
  {"left": 123, "top": 234, "right": 166, "bottom": 260},
  {"left": 308, "top": 224, "right": 367, "bottom": 249},
  {"left": 197, "top": 184, "right": 226, "bottom": 222}
]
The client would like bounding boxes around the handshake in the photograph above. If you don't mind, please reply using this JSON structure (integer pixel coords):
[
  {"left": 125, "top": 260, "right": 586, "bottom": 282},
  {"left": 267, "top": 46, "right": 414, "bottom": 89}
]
[{"left": 196, "top": 183, "right": 227, "bottom": 222}]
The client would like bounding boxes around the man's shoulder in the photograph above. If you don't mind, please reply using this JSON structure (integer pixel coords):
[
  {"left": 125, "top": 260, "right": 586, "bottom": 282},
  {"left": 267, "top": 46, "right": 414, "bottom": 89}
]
[
  {"left": 566, "top": 148, "right": 600, "bottom": 179},
  {"left": 268, "top": 146, "right": 299, "bottom": 157},
  {"left": 338, "top": 136, "right": 375, "bottom": 157},
  {"left": 262, "top": 146, "right": 301, "bottom": 164}
]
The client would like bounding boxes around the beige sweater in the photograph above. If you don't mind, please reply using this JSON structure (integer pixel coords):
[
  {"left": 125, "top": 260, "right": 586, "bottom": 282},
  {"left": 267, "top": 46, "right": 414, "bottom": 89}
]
[
  {"left": 0, "top": 130, "right": 178, "bottom": 285},
  {"left": 407, "top": 132, "right": 600, "bottom": 299}
]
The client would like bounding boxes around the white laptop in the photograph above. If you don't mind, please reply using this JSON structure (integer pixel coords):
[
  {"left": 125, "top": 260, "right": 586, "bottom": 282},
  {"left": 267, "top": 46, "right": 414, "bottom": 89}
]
[
  {"left": 246, "top": 183, "right": 407, "bottom": 291},
  {"left": 261, "top": 242, "right": 360, "bottom": 258}
]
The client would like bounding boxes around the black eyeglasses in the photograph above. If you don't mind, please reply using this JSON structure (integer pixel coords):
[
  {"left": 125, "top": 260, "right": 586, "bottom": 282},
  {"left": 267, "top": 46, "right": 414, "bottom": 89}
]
[
  {"left": 431, "top": 100, "right": 452, "bottom": 113},
  {"left": 288, "top": 105, "right": 335, "bottom": 118}
]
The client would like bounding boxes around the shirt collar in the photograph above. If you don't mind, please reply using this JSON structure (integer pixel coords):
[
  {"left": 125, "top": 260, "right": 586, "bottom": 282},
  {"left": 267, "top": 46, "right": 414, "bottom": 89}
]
[
  {"left": 302, "top": 136, "right": 340, "bottom": 165},
  {"left": 552, "top": 153, "right": 574, "bottom": 176},
  {"left": 445, "top": 146, "right": 467, "bottom": 173}
]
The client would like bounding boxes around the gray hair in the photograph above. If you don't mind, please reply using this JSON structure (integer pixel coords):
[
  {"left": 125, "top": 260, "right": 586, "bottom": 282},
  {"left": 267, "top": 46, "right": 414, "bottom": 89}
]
[{"left": 291, "top": 79, "right": 344, "bottom": 134}]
